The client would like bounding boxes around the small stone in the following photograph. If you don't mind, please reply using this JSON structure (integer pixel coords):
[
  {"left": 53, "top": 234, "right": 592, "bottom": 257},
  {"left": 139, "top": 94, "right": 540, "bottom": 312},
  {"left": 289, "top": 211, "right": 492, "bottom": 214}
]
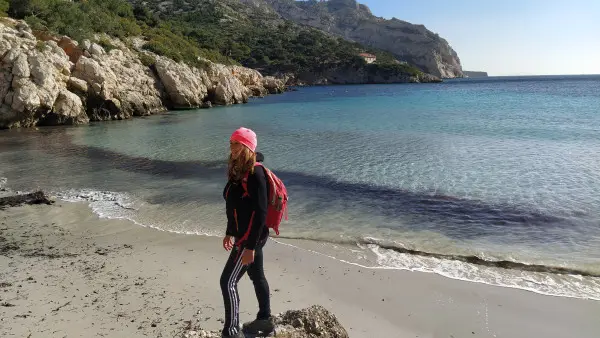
[{"left": 292, "top": 318, "right": 303, "bottom": 328}]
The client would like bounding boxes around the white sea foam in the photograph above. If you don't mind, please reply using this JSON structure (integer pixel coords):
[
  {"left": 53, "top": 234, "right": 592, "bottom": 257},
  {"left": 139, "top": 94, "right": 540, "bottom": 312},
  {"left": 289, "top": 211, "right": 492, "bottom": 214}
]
[
  {"left": 54, "top": 189, "right": 138, "bottom": 217},
  {"left": 0, "top": 177, "right": 11, "bottom": 198},
  {"left": 53, "top": 188, "right": 220, "bottom": 237},
  {"left": 368, "top": 243, "right": 600, "bottom": 301},
  {"left": 271, "top": 237, "right": 600, "bottom": 301}
]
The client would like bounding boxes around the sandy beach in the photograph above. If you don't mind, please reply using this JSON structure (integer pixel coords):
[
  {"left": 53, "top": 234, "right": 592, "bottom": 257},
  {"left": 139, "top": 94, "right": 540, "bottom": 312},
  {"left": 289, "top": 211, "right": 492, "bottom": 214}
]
[{"left": 1, "top": 201, "right": 599, "bottom": 338}]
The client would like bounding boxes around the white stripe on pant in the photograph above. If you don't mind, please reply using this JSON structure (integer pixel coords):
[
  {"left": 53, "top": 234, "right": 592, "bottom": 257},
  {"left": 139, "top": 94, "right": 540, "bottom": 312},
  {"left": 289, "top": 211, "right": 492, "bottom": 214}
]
[
  {"left": 222, "top": 248, "right": 246, "bottom": 336},
  {"left": 229, "top": 257, "right": 243, "bottom": 335}
]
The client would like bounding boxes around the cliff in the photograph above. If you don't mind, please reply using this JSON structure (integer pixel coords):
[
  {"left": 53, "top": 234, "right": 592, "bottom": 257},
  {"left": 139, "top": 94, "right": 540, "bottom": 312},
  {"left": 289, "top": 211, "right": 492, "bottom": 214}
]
[
  {"left": 124, "top": 0, "right": 441, "bottom": 84},
  {"left": 261, "top": 0, "right": 463, "bottom": 78},
  {"left": 5, "top": 0, "right": 442, "bottom": 94},
  {"left": 0, "top": 18, "right": 284, "bottom": 129}
]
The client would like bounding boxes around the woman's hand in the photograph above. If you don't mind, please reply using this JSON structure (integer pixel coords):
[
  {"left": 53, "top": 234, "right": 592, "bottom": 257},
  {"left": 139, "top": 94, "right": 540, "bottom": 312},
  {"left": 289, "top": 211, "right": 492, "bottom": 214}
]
[
  {"left": 223, "top": 235, "right": 233, "bottom": 251},
  {"left": 241, "top": 249, "right": 255, "bottom": 266}
]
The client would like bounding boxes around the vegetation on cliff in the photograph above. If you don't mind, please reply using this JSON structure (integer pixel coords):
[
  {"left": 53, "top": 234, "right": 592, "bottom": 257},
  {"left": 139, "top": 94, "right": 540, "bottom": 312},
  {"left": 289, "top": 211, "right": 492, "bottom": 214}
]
[
  {"left": 0, "top": 0, "right": 8, "bottom": 17},
  {"left": 6, "top": 0, "right": 425, "bottom": 81},
  {"left": 6, "top": 0, "right": 228, "bottom": 67}
]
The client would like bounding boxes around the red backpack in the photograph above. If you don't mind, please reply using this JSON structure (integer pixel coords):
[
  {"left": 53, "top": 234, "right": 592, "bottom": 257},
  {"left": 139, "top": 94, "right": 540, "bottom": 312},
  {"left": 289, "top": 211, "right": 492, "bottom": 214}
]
[{"left": 242, "top": 163, "right": 288, "bottom": 235}]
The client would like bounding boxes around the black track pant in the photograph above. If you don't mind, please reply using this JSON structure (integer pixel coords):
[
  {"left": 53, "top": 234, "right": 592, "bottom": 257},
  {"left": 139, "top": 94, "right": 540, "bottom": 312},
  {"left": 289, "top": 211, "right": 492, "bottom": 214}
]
[{"left": 220, "top": 240, "right": 270, "bottom": 336}]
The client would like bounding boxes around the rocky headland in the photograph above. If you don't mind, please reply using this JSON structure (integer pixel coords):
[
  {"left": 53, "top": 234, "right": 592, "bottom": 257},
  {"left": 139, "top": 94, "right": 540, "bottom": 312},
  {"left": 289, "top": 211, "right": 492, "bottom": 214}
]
[
  {"left": 261, "top": 0, "right": 463, "bottom": 78},
  {"left": 0, "top": 18, "right": 285, "bottom": 129}
]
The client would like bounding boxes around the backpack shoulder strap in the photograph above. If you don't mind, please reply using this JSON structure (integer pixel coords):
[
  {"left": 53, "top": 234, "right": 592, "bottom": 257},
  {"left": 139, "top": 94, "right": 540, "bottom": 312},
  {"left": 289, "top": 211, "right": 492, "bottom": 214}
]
[{"left": 241, "top": 163, "right": 265, "bottom": 196}]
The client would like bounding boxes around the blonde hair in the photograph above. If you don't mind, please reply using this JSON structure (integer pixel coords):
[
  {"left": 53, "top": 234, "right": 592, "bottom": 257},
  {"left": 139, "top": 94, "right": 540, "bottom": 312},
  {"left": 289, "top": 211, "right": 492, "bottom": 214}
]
[{"left": 228, "top": 146, "right": 256, "bottom": 182}]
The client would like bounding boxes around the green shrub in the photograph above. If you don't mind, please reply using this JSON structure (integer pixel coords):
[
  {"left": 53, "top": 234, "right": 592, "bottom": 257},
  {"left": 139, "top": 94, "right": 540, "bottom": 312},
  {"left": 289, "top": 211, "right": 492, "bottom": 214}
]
[
  {"left": 35, "top": 40, "right": 46, "bottom": 52},
  {"left": 366, "top": 63, "right": 422, "bottom": 77},
  {"left": 0, "top": 0, "right": 8, "bottom": 17},
  {"left": 97, "top": 37, "right": 116, "bottom": 52},
  {"left": 139, "top": 53, "right": 156, "bottom": 67}
]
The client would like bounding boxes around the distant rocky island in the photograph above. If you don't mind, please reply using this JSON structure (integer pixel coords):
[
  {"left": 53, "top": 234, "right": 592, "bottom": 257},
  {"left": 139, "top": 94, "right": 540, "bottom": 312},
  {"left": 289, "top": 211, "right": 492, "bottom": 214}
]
[{"left": 463, "top": 71, "right": 489, "bottom": 78}]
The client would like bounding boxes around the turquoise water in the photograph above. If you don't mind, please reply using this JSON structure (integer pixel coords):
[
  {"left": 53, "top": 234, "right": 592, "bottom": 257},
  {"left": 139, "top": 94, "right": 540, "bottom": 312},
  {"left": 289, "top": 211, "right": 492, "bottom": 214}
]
[{"left": 2, "top": 75, "right": 600, "bottom": 299}]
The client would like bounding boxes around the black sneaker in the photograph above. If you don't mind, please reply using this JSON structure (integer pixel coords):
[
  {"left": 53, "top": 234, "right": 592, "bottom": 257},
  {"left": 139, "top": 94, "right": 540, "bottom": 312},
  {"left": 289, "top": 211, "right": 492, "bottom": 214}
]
[
  {"left": 242, "top": 317, "right": 275, "bottom": 335},
  {"left": 222, "top": 331, "right": 245, "bottom": 338}
]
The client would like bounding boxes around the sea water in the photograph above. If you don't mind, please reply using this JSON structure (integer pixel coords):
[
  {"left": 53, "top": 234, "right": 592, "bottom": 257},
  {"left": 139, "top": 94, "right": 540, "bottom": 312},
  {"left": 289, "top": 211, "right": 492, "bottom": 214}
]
[{"left": 2, "top": 75, "right": 599, "bottom": 299}]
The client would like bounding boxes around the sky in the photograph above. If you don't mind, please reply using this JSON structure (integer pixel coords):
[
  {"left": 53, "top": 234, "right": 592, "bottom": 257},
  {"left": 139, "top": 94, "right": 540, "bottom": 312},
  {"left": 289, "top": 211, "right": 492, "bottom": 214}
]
[{"left": 358, "top": 0, "right": 600, "bottom": 76}]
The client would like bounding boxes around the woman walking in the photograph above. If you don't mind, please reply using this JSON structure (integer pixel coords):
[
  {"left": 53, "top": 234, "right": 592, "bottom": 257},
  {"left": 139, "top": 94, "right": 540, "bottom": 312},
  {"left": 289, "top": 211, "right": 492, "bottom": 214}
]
[{"left": 220, "top": 127, "right": 274, "bottom": 338}]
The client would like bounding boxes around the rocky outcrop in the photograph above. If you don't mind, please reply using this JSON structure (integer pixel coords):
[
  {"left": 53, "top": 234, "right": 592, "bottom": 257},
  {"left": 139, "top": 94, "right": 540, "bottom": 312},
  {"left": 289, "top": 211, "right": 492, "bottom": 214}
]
[
  {"left": 263, "top": 76, "right": 286, "bottom": 94},
  {"left": 417, "top": 72, "right": 443, "bottom": 83},
  {"left": 153, "top": 56, "right": 284, "bottom": 108},
  {"left": 182, "top": 305, "right": 349, "bottom": 338},
  {"left": 33, "top": 31, "right": 84, "bottom": 64},
  {"left": 213, "top": 74, "right": 249, "bottom": 105},
  {"left": 274, "top": 305, "right": 349, "bottom": 338},
  {"left": 230, "top": 65, "right": 268, "bottom": 97},
  {"left": 0, "top": 19, "right": 284, "bottom": 129},
  {"left": 262, "top": 0, "right": 463, "bottom": 78},
  {"left": 0, "top": 20, "right": 89, "bottom": 128},
  {"left": 72, "top": 40, "right": 166, "bottom": 121},
  {"left": 0, "top": 19, "right": 164, "bottom": 127},
  {"left": 230, "top": 65, "right": 263, "bottom": 87},
  {"left": 51, "top": 89, "right": 88, "bottom": 125},
  {"left": 154, "top": 56, "right": 210, "bottom": 108},
  {"left": 205, "top": 62, "right": 252, "bottom": 105}
]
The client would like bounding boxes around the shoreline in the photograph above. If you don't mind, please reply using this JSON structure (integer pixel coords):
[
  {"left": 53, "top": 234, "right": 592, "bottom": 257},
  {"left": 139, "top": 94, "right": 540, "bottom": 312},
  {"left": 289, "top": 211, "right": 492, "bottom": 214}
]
[
  {"left": 3, "top": 183, "right": 600, "bottom": 303},
  {"left": 1, "top": 201, "right": 599, "bottom": 337},
  {"left": 47, "top": 183, "right": 600, "bottom": 302}
]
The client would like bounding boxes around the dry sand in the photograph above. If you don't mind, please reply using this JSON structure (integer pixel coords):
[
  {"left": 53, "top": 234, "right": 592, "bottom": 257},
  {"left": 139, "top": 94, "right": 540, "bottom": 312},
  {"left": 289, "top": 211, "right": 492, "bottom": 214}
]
[{"left": 1, "top": 202, "right": 599, "bottom": 337}]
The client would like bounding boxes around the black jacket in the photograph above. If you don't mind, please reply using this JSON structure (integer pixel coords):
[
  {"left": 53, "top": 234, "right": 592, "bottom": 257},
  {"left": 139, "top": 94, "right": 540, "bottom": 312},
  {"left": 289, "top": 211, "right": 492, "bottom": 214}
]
[{"left": 223, "top": 153, "right": 269, "bottom": 250}]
